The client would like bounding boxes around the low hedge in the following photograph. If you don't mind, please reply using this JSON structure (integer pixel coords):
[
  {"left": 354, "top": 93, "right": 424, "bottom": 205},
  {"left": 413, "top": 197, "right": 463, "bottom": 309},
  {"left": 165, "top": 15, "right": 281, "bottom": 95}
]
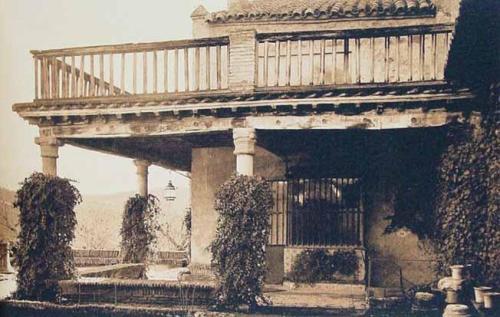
[{"left": 0, "top": 300, "right": 240, "bottom": 317}]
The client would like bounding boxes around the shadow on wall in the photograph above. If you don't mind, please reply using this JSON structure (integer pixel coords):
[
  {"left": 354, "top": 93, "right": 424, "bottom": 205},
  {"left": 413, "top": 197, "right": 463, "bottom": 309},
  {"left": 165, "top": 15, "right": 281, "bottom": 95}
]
[{"left": 445, "top": 0, "right": 500, "bottom": 97}]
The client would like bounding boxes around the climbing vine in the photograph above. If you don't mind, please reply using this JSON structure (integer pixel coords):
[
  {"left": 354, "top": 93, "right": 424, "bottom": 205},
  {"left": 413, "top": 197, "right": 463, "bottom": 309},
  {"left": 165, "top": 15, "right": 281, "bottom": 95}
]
[
  {"left": 120, "top": 194, "right": 160, "bottom": 264},
  {"left": 14, "top": 173, "right": 81, "bottom": 301},
  {"left": 434, "top": 114, "right": 499, "bottom": 286},
  {"left": 210, "top": 175, "right": 273, "bottom": 310}
]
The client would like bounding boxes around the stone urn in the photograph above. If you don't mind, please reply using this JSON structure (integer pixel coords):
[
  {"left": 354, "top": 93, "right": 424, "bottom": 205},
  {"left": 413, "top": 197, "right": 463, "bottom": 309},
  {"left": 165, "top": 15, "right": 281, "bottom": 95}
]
[
  {"left": 442, "top": 304, "right": 472, "bottom": 317},
  {"left": 412, "top": 291, "right": 440, "bottom": 311},
  {"left": 473, "top": 286, "right": 492, "bottom": 304},
  {"left": 483, "top": 292, "right": 500, "bottom": 310},
  {"left": 450, "top": 265, "right": 465, "bottom": 280}
]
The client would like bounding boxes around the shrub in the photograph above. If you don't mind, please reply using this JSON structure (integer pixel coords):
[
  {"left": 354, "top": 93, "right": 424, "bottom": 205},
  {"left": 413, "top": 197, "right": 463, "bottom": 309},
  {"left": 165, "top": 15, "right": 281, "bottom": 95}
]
[
  {"left": 288, "top": 249, "right": 333, "bottom": 283},
  {"left": 331, "top": 250, "right": 358, "bottom": 276},
  {"left": 120, "top": 194, "right": 160, "bottom": 264},
  {"left": 210, "top": 175, "right": 273, "bottom": 310},
  {"left": 13, "top": 173, "right": 81, "bottom": 301},
  {"left": 288, "top": 249, "right": 359, "bottom": 283}
]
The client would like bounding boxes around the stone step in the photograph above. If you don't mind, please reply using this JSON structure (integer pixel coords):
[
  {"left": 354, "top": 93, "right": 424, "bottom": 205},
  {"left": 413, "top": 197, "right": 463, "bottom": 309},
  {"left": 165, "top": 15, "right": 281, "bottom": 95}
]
[{"left": 267, "top": 291, "right": 368, "bottom": 310}]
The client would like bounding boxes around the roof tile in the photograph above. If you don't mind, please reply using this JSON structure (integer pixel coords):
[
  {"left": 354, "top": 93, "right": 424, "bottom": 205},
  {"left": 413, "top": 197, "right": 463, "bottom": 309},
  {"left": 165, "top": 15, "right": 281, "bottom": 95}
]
[{"left": 207, "top": 0, "right": 436, "bottom": 23}]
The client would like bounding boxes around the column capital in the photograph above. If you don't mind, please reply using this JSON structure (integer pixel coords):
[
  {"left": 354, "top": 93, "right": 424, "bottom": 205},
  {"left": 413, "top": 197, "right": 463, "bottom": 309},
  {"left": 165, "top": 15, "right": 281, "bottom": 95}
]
[
  {"left": 233, "top": 128, "right": 256, "bottom": 156},
  {"left": 35, "top": 137, "right": 63, "bottom": 159},
  {"left": 133, "top": 159, "right": 151, "bottom": 170}
]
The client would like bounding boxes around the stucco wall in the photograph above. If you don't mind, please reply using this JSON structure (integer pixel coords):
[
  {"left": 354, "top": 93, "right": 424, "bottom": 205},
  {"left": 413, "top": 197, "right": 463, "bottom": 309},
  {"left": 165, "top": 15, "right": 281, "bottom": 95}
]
[
  {"left": 365, "top": 178, "right": 438, "bottom": 288},
  {"left": 190, "top": 144, "right": 286, "bottom": 267}
]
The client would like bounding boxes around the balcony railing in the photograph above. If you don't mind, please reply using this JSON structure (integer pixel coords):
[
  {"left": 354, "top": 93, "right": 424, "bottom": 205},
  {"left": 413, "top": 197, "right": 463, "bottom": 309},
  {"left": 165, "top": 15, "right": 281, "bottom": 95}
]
[
  {"left": 30, "top": 24, "right": 454, "bottom": 102},
  {"left": 257, "top": 25, "right": 453, "bottom": 88},
  {"left": 32, "top": 37, "right": 229, "bottom": 100}
]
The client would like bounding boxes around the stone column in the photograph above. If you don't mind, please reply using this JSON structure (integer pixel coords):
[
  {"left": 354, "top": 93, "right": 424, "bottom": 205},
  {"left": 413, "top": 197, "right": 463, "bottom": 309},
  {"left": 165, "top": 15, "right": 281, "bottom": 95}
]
[
  {"left": 134, "top": 160, "right": 151, "bottom": 197},
  {"left": 35, "top": 137, "right": 63, "bottom": 176},
  {"left": 233, "top": 128, "right": 256, "bottom": 176}
]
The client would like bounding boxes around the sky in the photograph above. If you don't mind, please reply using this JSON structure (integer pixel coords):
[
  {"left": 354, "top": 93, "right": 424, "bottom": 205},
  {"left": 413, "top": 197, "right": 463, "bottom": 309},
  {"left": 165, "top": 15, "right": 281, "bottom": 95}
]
[{"left": 0, "top": 0, "right": 226, "bottom": 195}]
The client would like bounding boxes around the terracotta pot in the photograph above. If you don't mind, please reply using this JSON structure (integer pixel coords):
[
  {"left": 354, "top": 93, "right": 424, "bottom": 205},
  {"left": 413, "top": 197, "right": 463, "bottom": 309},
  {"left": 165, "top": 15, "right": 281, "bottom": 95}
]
[
  {"left": 473, "top": 286, "right": 492, "bottom": 304},
  {"left": 483, "top": 292, "right": 500, "bottom": 309},
  {"left": 446, "top": 289, "right": 459, "bottom": 304},
  {"left": 450, "top": 265, "right": 465, "bottom": 280},
  {"left": 443, "top": 304, "right": 472, "bottom": 317}
]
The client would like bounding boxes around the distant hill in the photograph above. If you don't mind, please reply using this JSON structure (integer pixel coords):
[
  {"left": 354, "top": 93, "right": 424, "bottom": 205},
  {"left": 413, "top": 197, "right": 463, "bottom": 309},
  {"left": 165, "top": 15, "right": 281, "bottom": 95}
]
[
  {"left": 0, "top": 185, "right": 190, "bottom": 251},
  {"left": 0, "top": 187, "right": 18, "bottom": 242}
]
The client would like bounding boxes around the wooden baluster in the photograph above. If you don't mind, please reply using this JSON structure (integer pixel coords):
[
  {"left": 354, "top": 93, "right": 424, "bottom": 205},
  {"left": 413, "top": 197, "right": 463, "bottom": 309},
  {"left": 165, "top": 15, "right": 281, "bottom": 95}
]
[
  {"left": 344, "top": 39, "right": 350, "bottom": 84},
  {"left": 216, "top": 46, "right": 221, "bottom": 89},
  {"left": 205, "top": 47, "right": 210, "bottom": 90},
  {"left": 309, "top": 40, "right": 314, "bottom": 85},
  {"left": 409, "top": 35, "right": 413, "bottom": 81},
  {"left": 319, "top": 39, "right": 325, "bottom": 85},
  {"left": 356, "top": 38, "right": 361, "bottom": 83},
  {"left": 61, "top": 57, "right": 67, "bottom": 98},
  {"left": 51, "top": 57, "right": 57, "bottom": 98},
  {"left": 432, "top": 33, "right": 437, "bottom": 80},
  {"left": 384, "top": 37, "right": 390, "bottom": 83},
  {"left": 185, "top": 48, "right": 190, "bottom": 91},
  {"left": 133, "top": 52, "right": 137, "bottom": 94},
  {"left": 332, "top": 39, "right": 337, "bottom": 84},
  {"left": 298, "top": 40, "right": 303, "bottom": 85},
  {"left": 143, "top": 51, "right": 148, "bottom": 94},
  {"left": 34, "top": 57, "right": 39, "bottom": 99},
  {"left": 153, "top": 50, "right": 158, "bottom": 93},
  {"left": 109, "top": 54, "right": 114, "bottom": 96},
  {"left": 79, "top": 55, "right": 85, "bottom": 97},
  {"left": 420, "top": 34, "right": 425, "bottom": 81},
  {"left": 40, "top": 57, "right": 46, "bottom": 98},
  {"left": 164, "top": 50, "right": 169, "bottom": 92},
  {"left": 99, "top": 54, "right": 104, "bottom": 96},
  {"left": 120, "top": 53, "right": 125, "bottom": 95},
  {"left": 370, "top": 37, "right": 375, "bottom": 83},
  {"left": 263, "top": 41, "right": 269, "bottom": 87},
  {"left": 90, "top": 55, "right": 95, "bottom": 97},
  {"left": 396, "top": 36, "right": 400, "bottom": 82},
  {"left": 286, "top": 40, "right": 291, "bottom": 86},
  {"left": 71, "top": 56, "right": 76, "bottom": 98},
  {"left": 275, "top": 41, "right": 280, "bottom": 86},
  {"left": 194, "top": 47, "right": 200, "bottom": 91},
  {"left": 173, "top": 49, "right": 179, "bottom": 92}
]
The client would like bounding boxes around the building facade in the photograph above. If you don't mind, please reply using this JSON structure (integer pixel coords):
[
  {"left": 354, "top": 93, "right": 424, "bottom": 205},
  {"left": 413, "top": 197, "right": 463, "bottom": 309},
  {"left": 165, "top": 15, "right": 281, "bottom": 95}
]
[{"left": 14, "top": 0, "right": 475, "bottom": 288}]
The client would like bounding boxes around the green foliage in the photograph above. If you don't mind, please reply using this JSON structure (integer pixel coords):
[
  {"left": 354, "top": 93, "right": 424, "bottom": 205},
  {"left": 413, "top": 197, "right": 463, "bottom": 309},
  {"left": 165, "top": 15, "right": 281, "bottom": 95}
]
[
  {"left": 288, "top": 249, "right": 359, "bottom": 283},
  {"left": 120, "top": 194, "right": 160, "bottom": 264},
  {"left": 13, "top": 173, "right": 81, "bottom": 301},
  {"left": 288, "top": 249, "right": 333, "bottom": 283},
  {"left": 331, "top": 250, "right": 358, "bottom": 276},
  {"left": 434, "top": 117, "right": 499, "bottom": 287},
  {"left": 210, "top": 175, "right": 273, "bottom": 309}
]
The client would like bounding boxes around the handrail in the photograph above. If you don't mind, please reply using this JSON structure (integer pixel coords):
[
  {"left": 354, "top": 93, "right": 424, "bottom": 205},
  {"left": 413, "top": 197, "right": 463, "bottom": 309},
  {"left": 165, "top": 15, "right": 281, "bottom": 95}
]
[
  {"left": 31, "top": 37, "right": 229, "bottom": 57},
  {"left": 33, "top": 37, "right": 230, "bottom": 99}
]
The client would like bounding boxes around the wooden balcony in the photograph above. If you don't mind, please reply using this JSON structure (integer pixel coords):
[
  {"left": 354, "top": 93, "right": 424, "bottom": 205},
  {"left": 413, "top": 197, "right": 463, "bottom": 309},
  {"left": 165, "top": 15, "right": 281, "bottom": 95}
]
[{"left": 15, "top": 23, "right": 475, "bottom": 131}]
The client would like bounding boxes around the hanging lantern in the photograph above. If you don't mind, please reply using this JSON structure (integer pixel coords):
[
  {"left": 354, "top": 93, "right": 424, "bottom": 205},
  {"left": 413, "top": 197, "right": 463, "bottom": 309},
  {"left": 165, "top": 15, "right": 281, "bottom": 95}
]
[{"left": 164, "top": 180, "right": 177, "bottom": 201}]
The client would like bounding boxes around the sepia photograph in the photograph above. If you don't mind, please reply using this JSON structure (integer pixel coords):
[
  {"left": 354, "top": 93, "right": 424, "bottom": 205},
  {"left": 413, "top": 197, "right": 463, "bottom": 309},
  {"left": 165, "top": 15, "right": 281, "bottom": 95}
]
[{"left": 0, "top": 0, "right": 498, "bottom": 316}]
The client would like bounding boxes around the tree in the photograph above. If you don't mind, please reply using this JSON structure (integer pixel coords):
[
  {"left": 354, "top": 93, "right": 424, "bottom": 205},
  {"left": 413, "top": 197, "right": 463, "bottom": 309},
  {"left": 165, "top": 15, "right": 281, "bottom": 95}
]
[
  {"left": 14, "top": 173, "right": 81, "bottom": 301},
  {"left": 210, "top": 175, "right": 273, "bottom": 310},
  {"left": 120, "top": 194, "right": 160, "bottom": 263}
]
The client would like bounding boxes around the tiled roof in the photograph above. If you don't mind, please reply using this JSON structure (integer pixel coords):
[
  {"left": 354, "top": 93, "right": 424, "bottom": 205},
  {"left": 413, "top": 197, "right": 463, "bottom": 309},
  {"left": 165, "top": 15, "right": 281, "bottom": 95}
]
[{"left": 206, "top": 0, "right": 436, "bottom": 23}]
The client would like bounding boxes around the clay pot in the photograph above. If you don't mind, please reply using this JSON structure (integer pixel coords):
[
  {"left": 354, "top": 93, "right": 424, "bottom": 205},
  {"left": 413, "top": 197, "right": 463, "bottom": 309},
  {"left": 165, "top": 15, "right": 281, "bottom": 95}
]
[
  {"left": 450, "top": 265, "right": 465, "bottom": 280},
  {"left": 483, "top": 292, "right": 500, "bottom": 310},
  {"left": 443, "top": 304, "right": 472, "bottom": 317},
  {"left": 446, "top": 289, "right": 459, "bottom": 304},
  {"left": 473, "top": 286, "right": 492, "bottom": 304}
]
